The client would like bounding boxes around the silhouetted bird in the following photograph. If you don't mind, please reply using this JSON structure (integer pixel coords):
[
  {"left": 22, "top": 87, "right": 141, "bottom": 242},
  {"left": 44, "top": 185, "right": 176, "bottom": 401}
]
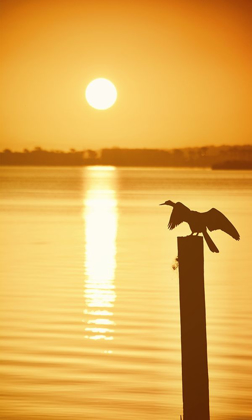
[{"left": 160, "top": 200, "right": 240, "bottom": 253}]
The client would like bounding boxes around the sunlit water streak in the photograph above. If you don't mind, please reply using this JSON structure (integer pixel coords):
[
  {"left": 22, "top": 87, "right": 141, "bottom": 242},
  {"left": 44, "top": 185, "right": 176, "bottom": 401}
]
[
  {"left": 0, "top": 167, "right": 251, "bottom": 420},
  {"left": 83, "top": 167, "right": 117, "bottom": 345}
]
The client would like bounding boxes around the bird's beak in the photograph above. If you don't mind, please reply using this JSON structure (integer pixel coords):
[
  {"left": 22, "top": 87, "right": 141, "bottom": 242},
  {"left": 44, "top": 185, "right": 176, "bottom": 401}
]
[{"left": 159, "top": 202, "right": 166, "bottom": 205}]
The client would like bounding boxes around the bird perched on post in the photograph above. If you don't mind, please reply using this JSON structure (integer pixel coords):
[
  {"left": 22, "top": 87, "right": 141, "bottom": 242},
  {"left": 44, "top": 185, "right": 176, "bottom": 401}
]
[{"left": 160, "top": 200, "right": 240, "bottom": 253}]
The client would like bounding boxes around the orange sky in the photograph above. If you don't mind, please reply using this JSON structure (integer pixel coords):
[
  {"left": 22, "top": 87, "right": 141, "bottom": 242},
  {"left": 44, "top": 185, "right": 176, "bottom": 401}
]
[{"left": 0, "top": 0, "right": 251, "bottom": 151}]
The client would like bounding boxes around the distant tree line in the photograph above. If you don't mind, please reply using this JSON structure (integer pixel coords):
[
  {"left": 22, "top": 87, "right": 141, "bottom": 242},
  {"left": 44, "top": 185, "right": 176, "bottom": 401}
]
[
  {"left": 0, "top": 145, "right": 252, "bottom": 168},
  {"left": 0, "top": 147, "right": 97, "bottom": 166}
]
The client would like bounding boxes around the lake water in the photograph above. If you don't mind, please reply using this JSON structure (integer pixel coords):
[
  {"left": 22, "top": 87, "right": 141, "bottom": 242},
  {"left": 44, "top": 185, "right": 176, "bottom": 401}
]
[{"left": 0, "top": 166, "right": 251, "bottom": 420}]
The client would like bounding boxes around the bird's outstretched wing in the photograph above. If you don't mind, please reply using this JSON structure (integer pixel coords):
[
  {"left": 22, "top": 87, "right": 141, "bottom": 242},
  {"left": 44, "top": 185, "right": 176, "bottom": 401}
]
[
  {"left": 168, "top": 202, "right": 190, "bottom": 230},
  {"left": 204, "top": 208, "right": 240, "bottom": 240}
]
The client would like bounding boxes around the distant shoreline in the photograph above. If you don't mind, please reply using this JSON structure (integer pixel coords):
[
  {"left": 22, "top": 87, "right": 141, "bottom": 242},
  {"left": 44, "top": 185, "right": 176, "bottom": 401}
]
[
  {"left": 212, "top": 160, "right": 252, "bottom": 170},
  {"left": 1, "top": 145, "right": 251, "bottom": 169}
]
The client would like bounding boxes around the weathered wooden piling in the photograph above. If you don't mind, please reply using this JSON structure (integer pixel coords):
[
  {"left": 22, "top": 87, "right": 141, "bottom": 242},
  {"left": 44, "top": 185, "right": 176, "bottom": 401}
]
[{"left": 178, "top": 236, "right": 210, "bottom": 420}]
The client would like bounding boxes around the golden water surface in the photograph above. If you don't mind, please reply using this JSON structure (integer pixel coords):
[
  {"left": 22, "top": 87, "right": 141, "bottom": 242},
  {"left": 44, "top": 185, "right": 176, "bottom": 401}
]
[{"left": 0, "top": 167, "right": 251, "bottom": 419}]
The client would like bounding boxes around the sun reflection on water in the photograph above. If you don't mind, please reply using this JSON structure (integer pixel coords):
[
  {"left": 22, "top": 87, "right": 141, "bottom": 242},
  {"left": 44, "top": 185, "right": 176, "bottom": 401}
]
[{"left": 83, "top": 167, "right": 118, "bottom": 344}]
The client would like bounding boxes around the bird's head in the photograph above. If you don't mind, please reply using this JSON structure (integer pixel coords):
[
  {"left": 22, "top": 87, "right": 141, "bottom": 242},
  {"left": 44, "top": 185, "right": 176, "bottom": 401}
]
[{"left": 159, "top": 200, "right": 175, "bottom": 207}]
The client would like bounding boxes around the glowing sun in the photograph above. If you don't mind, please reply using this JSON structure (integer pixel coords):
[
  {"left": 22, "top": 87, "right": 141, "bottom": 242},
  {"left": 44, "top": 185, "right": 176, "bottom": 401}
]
[{"left": 85, "top": 78, "right": 117, "bottom": 110}]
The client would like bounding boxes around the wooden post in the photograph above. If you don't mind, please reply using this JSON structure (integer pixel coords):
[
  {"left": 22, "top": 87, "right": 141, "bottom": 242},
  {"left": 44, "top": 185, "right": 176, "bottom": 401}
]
[{"left": 178, "top": 236, "right": 210, "bottom": 420}]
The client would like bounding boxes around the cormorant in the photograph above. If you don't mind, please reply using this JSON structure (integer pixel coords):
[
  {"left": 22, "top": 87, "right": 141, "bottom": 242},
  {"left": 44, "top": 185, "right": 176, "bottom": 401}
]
[{"left": 160, "top": 200, "right": 240, "bottom": 253}]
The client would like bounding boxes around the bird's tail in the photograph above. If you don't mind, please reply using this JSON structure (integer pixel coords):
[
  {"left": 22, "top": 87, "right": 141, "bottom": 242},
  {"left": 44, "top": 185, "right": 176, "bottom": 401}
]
[{"left": 203, "top": 231, "right": 219, "bottom": 253}]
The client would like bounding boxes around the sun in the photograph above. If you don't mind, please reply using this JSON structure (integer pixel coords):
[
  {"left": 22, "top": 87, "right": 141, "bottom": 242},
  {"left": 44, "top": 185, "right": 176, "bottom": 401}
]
[{"left": 85, "top": 78, "right": 117, "bottom": 110}]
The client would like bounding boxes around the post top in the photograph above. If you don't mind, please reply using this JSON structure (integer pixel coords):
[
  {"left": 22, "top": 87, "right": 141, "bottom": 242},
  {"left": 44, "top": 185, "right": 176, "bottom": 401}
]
[
  {"left": 177, "top": 235, "right": 203, "bottom": 242},
  {"left": 177, "top": 235, "right": 204, "bottom": 253}
]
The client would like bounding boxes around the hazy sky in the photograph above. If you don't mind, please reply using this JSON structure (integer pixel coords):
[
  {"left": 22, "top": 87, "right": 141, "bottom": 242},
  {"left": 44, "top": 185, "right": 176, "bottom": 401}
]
[{"left": 0, "top": 0, "right": 251, "bottom": 151}]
